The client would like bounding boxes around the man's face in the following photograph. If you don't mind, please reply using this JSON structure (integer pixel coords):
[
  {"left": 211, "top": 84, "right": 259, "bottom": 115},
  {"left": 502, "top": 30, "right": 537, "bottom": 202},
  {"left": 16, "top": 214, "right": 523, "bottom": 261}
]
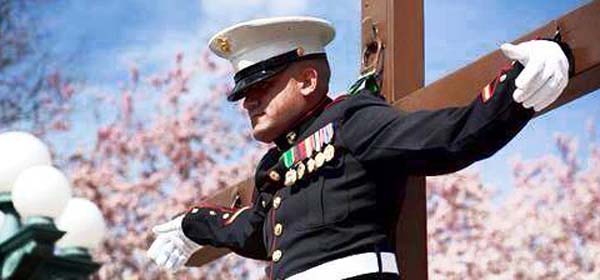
[{"left": 242, "top": 68, "right": 306, "bottom": 143}]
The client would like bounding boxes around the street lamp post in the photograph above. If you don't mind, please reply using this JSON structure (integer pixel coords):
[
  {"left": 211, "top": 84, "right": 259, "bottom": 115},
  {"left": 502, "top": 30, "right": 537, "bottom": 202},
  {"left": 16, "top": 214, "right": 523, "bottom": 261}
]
[{"left": 0, "top": 131, "right": 105, "bottom": 279}]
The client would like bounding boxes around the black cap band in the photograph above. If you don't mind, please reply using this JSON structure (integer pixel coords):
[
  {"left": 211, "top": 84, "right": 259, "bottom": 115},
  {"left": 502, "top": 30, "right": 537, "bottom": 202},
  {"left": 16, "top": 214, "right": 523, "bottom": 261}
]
[{"left": 228, "top": 49, "right": 326, "bottom": 102}]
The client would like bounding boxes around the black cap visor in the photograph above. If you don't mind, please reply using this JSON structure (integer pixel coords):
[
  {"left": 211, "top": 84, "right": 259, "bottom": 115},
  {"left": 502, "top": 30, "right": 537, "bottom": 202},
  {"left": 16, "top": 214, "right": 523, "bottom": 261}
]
[{"left": 228, "top": 64, "right": 288, "bottom": 102}]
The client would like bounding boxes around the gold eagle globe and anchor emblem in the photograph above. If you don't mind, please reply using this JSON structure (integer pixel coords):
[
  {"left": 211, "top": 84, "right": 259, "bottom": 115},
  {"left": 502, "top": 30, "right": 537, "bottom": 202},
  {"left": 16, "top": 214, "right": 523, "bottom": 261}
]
[{"left": 215, "top": 36, "right": 232, "bottom": 54}]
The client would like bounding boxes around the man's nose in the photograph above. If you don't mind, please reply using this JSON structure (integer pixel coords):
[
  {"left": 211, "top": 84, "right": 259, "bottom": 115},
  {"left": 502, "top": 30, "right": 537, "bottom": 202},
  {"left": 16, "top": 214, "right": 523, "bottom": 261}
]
[{"left": 243, "top": 96, "right": 259, "bottom": 111}]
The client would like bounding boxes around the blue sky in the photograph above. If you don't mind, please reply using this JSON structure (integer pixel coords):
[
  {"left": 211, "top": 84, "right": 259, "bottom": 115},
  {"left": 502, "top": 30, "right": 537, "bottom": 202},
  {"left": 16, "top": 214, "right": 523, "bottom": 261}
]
[{"left": 39, "top": 0, "right": 598, "bottom": 199}]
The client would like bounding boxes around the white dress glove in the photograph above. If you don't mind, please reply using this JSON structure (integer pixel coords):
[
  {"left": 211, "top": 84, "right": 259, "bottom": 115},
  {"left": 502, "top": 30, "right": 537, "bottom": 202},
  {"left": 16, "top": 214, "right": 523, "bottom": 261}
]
[
  {"left": 500, "top": 40, "right": 569, "bottom": 112},
  {"left": 147, "top": 215, "right": 203, "bottom": 272}
]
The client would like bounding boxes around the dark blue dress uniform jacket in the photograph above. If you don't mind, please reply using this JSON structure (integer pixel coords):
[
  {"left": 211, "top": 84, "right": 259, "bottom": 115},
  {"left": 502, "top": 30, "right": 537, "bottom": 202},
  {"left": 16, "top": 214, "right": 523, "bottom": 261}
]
[{"left": 182, "top": 62, "right": 533, "bottom": 279}]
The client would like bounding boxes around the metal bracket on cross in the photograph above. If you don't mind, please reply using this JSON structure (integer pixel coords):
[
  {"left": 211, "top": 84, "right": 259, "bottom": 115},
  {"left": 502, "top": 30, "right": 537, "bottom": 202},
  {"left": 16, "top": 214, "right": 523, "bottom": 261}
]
[
  {"left": 361, "top": 16, "right": 385, "bottom": 76},
  {"left": 349, "top": 17, "right": 385, "bottom": 96}
]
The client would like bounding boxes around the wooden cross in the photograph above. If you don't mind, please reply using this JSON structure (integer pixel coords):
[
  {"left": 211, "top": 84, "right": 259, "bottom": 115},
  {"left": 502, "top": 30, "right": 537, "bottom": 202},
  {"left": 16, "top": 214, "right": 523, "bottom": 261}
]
[{"left": 186, "top": 1, "right": 600, "bottom": 279}]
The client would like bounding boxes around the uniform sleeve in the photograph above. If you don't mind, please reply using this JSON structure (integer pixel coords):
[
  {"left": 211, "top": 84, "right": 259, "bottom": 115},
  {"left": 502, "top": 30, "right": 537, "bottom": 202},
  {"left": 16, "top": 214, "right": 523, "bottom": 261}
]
[
  {"left": 180, "top": 150, "right": 279, "bottom": 261},
  {"left": 181, "top": 190, "right": 271, "bottom": 260},
  {"left": 339, "top": 62, "right": 535, "bottom": 176}
]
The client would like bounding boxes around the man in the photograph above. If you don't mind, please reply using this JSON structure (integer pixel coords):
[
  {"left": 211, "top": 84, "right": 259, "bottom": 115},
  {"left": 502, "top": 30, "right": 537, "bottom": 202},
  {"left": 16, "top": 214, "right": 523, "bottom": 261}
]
[{"left": 147, "top": 16, "right": 571, "bottom": 279}]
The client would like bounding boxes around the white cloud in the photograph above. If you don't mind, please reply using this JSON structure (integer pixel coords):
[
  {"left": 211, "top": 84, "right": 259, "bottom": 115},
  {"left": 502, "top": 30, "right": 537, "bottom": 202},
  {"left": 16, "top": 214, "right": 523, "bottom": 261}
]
[
  {"left": 199, "top": 0, "right": 309, "bottom": 22},
  {"left": 268, "top": 1, "right": 309, "bottom": 16},
  {"left": 201, "top": 0, "right": 266, "bottom": 17},
  {"left": 115, "top": 36, "right": 198, "bottom": 69}
]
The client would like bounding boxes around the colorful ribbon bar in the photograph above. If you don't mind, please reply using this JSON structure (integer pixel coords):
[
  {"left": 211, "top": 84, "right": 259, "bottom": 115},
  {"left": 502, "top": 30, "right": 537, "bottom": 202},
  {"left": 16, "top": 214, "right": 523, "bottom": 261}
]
[{"left": 280, "top": 123, "right": 335, "bottom": 168}]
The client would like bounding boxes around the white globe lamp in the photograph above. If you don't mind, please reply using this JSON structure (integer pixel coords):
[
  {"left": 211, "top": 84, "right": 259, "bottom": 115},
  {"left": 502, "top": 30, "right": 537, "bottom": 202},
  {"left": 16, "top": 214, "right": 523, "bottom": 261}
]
[
  {"left": 56, "top": 198, "right": 106, "bottom": 253},
  {"left": 11, "top": 165, "right": 72, "bottom": 224},
  {"left": 0, "top": 131, "right": 52, "bottom": 193}
]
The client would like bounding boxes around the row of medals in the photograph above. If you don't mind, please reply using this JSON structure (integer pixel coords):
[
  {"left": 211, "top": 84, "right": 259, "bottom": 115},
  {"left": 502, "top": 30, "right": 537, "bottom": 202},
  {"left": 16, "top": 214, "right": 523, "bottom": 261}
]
[{"left": 270, "top": 144, "right": 336, "bottom": 187}]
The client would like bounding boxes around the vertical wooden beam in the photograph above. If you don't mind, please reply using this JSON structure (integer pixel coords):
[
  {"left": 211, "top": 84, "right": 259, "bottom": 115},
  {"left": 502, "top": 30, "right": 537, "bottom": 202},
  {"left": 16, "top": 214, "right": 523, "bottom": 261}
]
[{"left": 362, "top": 0, "right": 428, "bottom": 279}]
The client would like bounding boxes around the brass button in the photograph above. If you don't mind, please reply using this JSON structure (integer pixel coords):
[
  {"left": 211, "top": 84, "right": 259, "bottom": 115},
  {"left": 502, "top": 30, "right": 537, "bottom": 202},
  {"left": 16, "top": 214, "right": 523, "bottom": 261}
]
[
  {"left": 274, "top": 223, "right": 283, "bottom": 236},
  {"left": 272, "top": 249, "right": 282, "bottom": 262},
  {"left": 273, "top": 196, "right": 282, "bottom": 209},
  {"left": 261, "top": 200, "right": 267, "bottom": 208},
  {"left": 269, "top": 170, "right": 281, "bottom": 182},
  {"left": 191, "top": 208, "right": 199, "bottom": 214},
  {"left": 222, "top": 213, "right": 230, "bottom": 219},
  {"left": 209, "top": 210, "right": 216, "bottom": 216}
]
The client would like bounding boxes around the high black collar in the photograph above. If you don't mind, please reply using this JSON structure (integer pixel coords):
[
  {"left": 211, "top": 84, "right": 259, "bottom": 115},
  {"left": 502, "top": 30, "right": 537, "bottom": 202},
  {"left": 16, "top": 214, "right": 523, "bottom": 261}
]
[{"left": 273, "top": 96, "right": 332, "bottom": 151}]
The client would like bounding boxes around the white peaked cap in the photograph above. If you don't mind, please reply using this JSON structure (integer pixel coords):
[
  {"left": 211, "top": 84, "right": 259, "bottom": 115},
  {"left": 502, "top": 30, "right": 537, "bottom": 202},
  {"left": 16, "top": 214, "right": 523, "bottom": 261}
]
[
  {"left": 209, "top": 16, "right": 336, "bottom": 73},
  {"left": 208, "top": 16, "right": 336, "bottom": 101}
]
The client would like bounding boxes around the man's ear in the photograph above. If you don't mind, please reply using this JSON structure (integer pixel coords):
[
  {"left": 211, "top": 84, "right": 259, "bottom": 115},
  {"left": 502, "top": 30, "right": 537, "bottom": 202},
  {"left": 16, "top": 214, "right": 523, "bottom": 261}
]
[{"left": 299, "top": 68, "right": 318, "bottom": 97}]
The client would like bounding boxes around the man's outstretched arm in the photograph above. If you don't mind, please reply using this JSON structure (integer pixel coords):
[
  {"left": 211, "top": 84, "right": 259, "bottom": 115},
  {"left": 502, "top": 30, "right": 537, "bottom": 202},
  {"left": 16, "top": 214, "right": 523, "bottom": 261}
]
[
  {"left": 181, "top": 189, "right": 271, "bottom": 260},
  {"left": 340, "top": 40, "right": 571, "bottom": 176},
  {"left": 147, "top": 189, "right": 271, "bottom": 272}
]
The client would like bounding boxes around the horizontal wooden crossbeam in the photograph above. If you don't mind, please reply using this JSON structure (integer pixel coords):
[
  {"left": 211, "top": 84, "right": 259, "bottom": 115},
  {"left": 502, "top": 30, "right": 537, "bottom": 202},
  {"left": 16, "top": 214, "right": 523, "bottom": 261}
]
[
  {"left": 395, "top": 1, "right": 600, "bottom": 113},
  {"left": 185, "top": 0, "right": 600, "bottom": 268}
]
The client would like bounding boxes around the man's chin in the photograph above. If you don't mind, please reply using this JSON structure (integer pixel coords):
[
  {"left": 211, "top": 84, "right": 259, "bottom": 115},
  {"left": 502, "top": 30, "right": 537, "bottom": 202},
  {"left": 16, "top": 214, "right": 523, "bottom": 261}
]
[
  {"left": 251, "top": 127, "right": 276, "bottom": 143},
  {"left": 251, "top": 120, "right": 290, "bottom": 143}
]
